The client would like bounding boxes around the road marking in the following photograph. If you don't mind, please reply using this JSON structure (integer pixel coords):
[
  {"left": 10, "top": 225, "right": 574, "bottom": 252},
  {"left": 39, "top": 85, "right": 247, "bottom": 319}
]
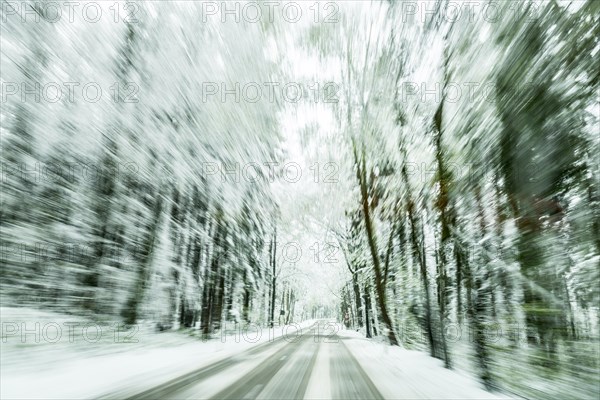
[
  {"left": 280, "top": 355, "right": 287, "bottom": 360},
  {"left": 304, "top": 342, "right": 331, "bottom": 400}
]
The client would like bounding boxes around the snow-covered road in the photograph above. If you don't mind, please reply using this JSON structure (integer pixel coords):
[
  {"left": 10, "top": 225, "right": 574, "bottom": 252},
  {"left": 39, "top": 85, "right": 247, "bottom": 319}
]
[
  {"left": 102, "top": 321, "right": 509, "bottom": 400},
  {"left": 1, "top": 309, "right": 511, "bottom": 400},
  {"left": 116, "top": 321, "right": 382, "bottom": 399}
]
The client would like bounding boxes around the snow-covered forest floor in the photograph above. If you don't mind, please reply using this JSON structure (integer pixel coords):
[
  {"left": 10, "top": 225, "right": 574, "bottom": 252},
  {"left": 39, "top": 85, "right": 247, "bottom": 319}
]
[
  {"left": 2, "top": 307, "right": 509, "bottom": 400},
  {"left": 334, "top": 328, "right": 508, "bottom": 399},
  {"left": 1, "top": 307, "right": 318, "bottom": 399}
]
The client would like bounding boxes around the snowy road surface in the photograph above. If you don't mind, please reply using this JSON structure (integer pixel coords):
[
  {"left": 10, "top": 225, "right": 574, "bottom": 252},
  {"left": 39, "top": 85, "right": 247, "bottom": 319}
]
[
  {"left": 2, "top": 312, "right": 507, "bottom": 400},
  {"left": 123, "top": 322, "right": 382, "bottom": 400},
  {"left": 114, "top": 321, "right": 505, "bottom": 400}
]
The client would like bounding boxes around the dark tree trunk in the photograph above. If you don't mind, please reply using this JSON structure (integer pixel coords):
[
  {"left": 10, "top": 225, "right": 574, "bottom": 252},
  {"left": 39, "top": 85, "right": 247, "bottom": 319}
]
[
  {"left": 201, "top": 211, "right": 225, "bottom": 337},
  {"left": 242, "top": 269, "right": 251, "bottom": 324},
  {"left": 121, "top": 186, "right": 164, "bottom": 325},
  {"left": 200, "top": 277, "right": 213, "bottom": 336},
  {"left": 472, "top": 186, "right": 494, "bottom": 389},
  {"left": 352, "top": 140, "right": 399, "bottom": 346},
  {"left": 454, "top": 238, "right": 464, "bottom": 324},
  {"left": 352, "top": 274, "right": 363, "bottom": 328},
  {"left": 364, "top": 281, "right": 372, "bottom": 338},
  {"left": 269, "top": 227, "right": 277, "bottom": 328},
  {"left": 404, "top": 163, "right": 438, "bottom": 359},
  {"left": 212, "top": 273, "right": 225, "bottom": 331}
]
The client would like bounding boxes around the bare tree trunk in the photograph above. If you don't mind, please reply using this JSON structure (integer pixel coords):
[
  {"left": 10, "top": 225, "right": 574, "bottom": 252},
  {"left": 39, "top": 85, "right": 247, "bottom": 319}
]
[
  {"left": 269, "top": 227, "right": 277, "bottom": 328},
  {"left": 403, "top": 164, "right": 438, "bottom": 358},
  {"left": 433, "top": 54, "right": 453, "bottom": 367},
  {"left": 121, "top": 185, "right": 164, "bottom": 325},
  {"left": 352, "top": 273, "right": 363, "bottom": 328},
  {"left": 352, "top": 140, "right": 399, "bottom": 346},
  {"left": 212, "top": 272, "right": 225, "bottom": 331},
  {"left": 364, "top": 281, "right": 372, "bottom": 338},
  {"left": 201, "top": 210, "right": 225, "bottom": 336},
  {"left": 472, "top": 186, "right": 493, "bottom": 389},
  {"left": 339, "top": 237, "right": 363, "bottom": 329},
  {"left": 242, "top": 269, "right": 251, "bottom": 324}
]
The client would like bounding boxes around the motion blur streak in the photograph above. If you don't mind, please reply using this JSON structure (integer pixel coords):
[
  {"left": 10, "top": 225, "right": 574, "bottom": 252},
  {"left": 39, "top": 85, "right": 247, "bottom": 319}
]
[{"left": 1, "top": 1, "right": 598, "bottom": 399}]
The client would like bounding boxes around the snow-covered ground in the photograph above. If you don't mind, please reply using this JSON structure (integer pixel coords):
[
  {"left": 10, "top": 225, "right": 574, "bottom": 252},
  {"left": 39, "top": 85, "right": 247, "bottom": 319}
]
[
  {"left": 338, "top": 326, "right": 513, "bottom": 400},
  {"left": 0, "top": 307, "right": 316, "bottom": 399},
  {"left": 2, "top": 308, "right": 514, "bottom": 400}
]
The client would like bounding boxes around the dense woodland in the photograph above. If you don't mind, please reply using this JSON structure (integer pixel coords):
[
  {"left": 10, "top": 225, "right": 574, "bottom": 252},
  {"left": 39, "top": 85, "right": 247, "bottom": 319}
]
[{"left": 1, "top": 1, "right": 599, "bottom": 399}]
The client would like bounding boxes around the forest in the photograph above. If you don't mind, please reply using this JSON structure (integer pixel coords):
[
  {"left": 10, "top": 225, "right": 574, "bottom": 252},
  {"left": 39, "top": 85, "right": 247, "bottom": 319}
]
[{"left": 1, "top": 1, "right": 599, "bottom": 399}]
